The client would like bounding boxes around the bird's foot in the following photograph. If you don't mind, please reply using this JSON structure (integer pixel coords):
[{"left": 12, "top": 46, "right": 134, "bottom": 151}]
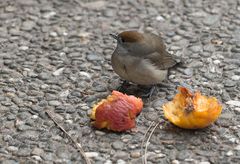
[
  {"left": 141, "top": 85, "right": 157, "bottom": 99},
  {"left": 117, "top": 80, "right": 130, "bottom": 93}
]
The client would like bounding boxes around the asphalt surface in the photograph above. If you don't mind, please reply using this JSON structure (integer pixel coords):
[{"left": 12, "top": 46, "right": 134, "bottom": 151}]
[{"left": 0, "top": 0, "right": 240, "bottom": 163}]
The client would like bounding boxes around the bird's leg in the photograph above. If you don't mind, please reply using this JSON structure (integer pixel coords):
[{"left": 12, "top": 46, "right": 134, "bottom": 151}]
[
  {"left": 141, "top": 85, "right": 157, "bottom": 99},
  {"left": 117, "top": 80, "right": 130, "bottom": 92}
]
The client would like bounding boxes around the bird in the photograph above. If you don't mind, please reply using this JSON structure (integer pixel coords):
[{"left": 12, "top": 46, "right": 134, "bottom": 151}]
[{"left": 110, "top": 30, "right": 178, "bottom": 96}]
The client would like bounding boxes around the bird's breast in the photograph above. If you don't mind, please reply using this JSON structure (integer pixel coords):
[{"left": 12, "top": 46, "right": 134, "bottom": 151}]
[{"left": 111, "top": 53, "right": 168, "bottom": 85}]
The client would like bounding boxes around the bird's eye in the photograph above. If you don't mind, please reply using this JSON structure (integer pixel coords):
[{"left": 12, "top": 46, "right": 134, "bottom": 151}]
[{"left": 120, "top": 38, "right": 125, "bottom": 43}]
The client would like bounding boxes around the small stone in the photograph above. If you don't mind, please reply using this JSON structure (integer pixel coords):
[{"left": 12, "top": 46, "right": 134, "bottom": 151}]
[
  {"left": 38, "top": 72, "right": 50, "bottom": 80},
  {"left": 213, "top": 60, "right": 221, "bottom": 65},
  {"left": 226, "top": 150, "right": 233, "bottom": 156},
  {"left": 112, "top": 141, "right": 124, "bottom": 150},
  {"left": 190, "top": 11, "right": 207, "bottom": 17},
  {"left": 19, "top": 46, "right": 29, "bottom": 50},
  {"left": 113, "top": 151, "right": 129, "bottom": 160},
  {"left": 226, "top": 100, "right": 240, "bottom": 107},
  {"left": 41, "top": 84, "right": 49, "bottom": 89},
  {"left": 199, "top": 162, "right": 210, "bottom": 164},
  {"left": 2, "top": 160, "right": 19, "bottom": 164},
  {"left": 183, "top": 68, "right": 193, "bottom": 76},
  {"left": 18, "top": 0, "right": 38, "bottom": 6},
  {"left": 85, "top": 152, "right": 99, "bottom": 158},
  {"left": 56, "top": 147, "right": 70, "bottom": 159},
  {"left": 79, "top": 71, "right": 91, "bottom": 79},
  {"left": 104, "top": 160, "right": 113, "bottom": 164},
  {"left": 234, "top": 145, "right": 240, "bottom": 150},
  {"left": 32, "top": 155, "right": 42, "bottom": 161},
  {"left": 116, "top": 159, "right": 126, "bottom": 164},
  {"left": 224, "top": 80, "right": 236, "bottom": 87},
  {"left": 231, "top": 75, "right": 240, "bottom": 81},
  {"left": 130, "top": 151, "right": 141, "bottom": 158},
  {"left": 189, "top": 45, "right": 202, "bottom": 53},
  {"left": 50, "top": 31, "right": 58, "bottom": 37},
  {"left": 145, "top": 112, "right": 159, "bottom": 121},
  {"left": 48, "top": 100, "right": 62, "bottom": 106},
  {"left": 234, "top": 108, "right": 240, "bottom": 114},
  {"left": 53, "top": 67, "right": 65, "bottom": 76},
  {"left": 83, "top": 1, "right": 106, "bottom": 10},
  {"left": 59, "top": 90, "right": 69, "bottom": 97},
  {"left": 103, "top": 10, "right": 115, "bottom": 17},
  {"left": 128, "top": 21, "right": 139, "bottom": 28},
  {"left": 156, "top": 15, "right": 165, "bottom": 21},
  {"left": 43, "top": 11, "right": 56, "bottom": 19},
  {"left": 121, "top": 135, "right": 132, "bottom": 143},
  {"left": 5, "top": 6, "right": 16, "bottom": 12},
  {"left": 21, "top": 20, "right": 36, "bottom": 31},
  {"left": 203, "top": 15, "right": 220, "bottom": 26},
  {"left": 14, "top": 148, "right": 31, "bottom": 157},
  {"left": 7, "top": 146, "right": 18, "bottom": 152},
  {"left": 172, "top": 35, "right": 182, "bottom": 42},
  {"left": 87, "top": 53, "right": 102, "bottom": 61},
  {"left": 155, "top": 153, "right": 166, "bottom": 158},
  {"left": 31, "top": 147, "right": 44, "bottom": 156},
  {"left": 172, "top": 160, "right": 180, "bottom": 164}
]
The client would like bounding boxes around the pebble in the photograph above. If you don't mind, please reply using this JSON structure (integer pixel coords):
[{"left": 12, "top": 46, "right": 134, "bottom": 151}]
[
  {"left": 31, "top": 147, "right": 44, "bottom": 156},
  {"left": 104, "top": 160, "right": 113, "bottom": 164},
  {"left": 234, "top": 145, "right": 240, "bottom": 151},
  {"left": 48, "top": 100, "right": 62, "bottom": 106},
  {"left": 130, "top": 151, "right": 141, "bottom": 158},
  {"left": 85, "top": 152, "right": 99, "bottom": 158},
  {"left": 203, "top": 15, "right": 220, "bottom": 26},
  {"left": 145, "top": 112, "right": 159, "bottom": 121},
  {"left": 32, "top": 155, "right": 42, "bottom": 161},
  {"left": 112, "top": 141, "right": 124, "bottom": 150},
  {"left": 103, "top": 10, "right": 115, "bottom": 17},
  {"left": 56, "top": 147, "right": 70, "bottom": 159},
  {"left": 5, "top": 6, "right": 16, "bottom": 12},
  {"left": 87, "top": 53, "right": 103, "bottom": 61},
  {"left": 18, "top": 0, "right": 38, "bottom": 5},
  {"left": 14, "top": 148, "right": 31, "bottom": 157},
  {"left": 226, "top": 100, "right": 240, "bottom": 107},
  {"left": 2, "top": 160, "right": 19, "bottom": 164},
  {"left": 213, "top": 60, "right": 221, "bottom": 65},
  {"left": 183, "top": 68, "right": 193, "bottom": 76},
  {"left": 21, "top": 20, "right": 36, "bottom": 31},
  {"left": 172, "top": 35, "right": 182, "bottom": 42},
  {"left": 121, "top": 135, "right": 133, "bottom": 143},
  {"left": 19, "top": 46, "right": 29, "bottom": 51},
  {"left": 83, "top": 1, "right": 106, "bottom": 10},
  {"left": 79, "top": 71, "right": 91, "bottom": 79},
  {"left": 172, "top": 160, "right": 180, "bottom": 164},
  {"left": 113, "top": 151, "right": 129, "bottom": 160},
  {"left": 224, "top": 80, "right": 236, "bottom": 87},
  {"left": 199, "top": 162, "right": 210, "bottom": 164},
  {"left": 226, "top": 150, "right": 234, "bottom": 156},
  {"left": 50, "top": 32, "right": 58, "bottom": 37},
  {"left": 156, "top": 15, "right": 165, "bottom": 21},
  {"left": 234, "top": 108, "right": 240, "bottom": 114},
  {"left": 189, "top": 45, "right": 202, "bottom": 53},
  {"left": 231, "top": 75, "right": 240, "bottom": 81},
  {"left": 52, "top": 67, "right": 65, "bottom": 76},
  {"left": 116, "top": 159, "right": 126, "bottom": 164},
  {"left": 43, "top": 11, "right": 56, "bottom": 19},
  {"left": 59, "top": 90, "right": 70, "bottom": 97}
]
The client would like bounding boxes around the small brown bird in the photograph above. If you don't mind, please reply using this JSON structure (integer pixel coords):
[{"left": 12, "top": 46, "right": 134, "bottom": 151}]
[{"left": 110, "top": 31, "right": 177, "bottom": 88}]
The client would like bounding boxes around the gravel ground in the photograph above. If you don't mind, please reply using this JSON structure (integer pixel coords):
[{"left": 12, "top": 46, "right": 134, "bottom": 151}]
[{"left": 0, "top": 0, "right": 240, "bottom": 163}]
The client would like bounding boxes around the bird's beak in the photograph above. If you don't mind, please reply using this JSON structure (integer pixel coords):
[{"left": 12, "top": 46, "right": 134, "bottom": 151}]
[{"left": 110, "top": 33, "right": 118, "bottom": 40}]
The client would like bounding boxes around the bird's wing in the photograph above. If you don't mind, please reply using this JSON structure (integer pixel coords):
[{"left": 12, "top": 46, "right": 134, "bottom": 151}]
[
  {"left": 140, "top": 33, "right": 177, "bottom": 69},
  {"left": 145, "top": 51, "right": 177, "bottom": 70}
]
